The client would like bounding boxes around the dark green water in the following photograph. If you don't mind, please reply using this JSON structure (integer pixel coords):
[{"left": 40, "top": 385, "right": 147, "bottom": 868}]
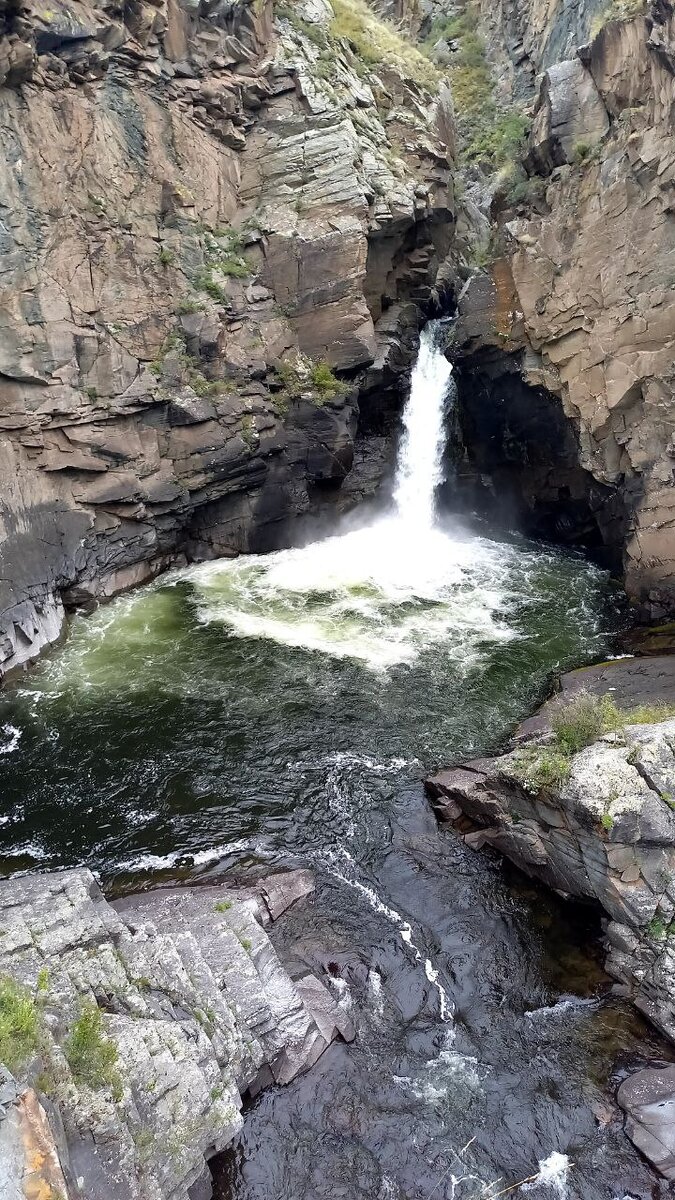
[{"left": 0, "top": 517, "right": 668, "bottom": 1198}]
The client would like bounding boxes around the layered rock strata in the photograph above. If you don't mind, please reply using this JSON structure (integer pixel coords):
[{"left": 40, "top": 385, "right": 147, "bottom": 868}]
[
  {"left": 0, "top": 867, "right": 353, "bottom": 1200},
  {"left": 454, "top": 0, "right": 675, "bottom": 617},
  {"left": 0, "top": 0, "right": 455, "bottom": 678}
]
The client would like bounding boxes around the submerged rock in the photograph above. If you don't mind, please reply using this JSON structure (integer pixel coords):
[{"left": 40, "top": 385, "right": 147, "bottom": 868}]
[{"left": 0, "top": 867, "right": 350, "bottom": 1199}]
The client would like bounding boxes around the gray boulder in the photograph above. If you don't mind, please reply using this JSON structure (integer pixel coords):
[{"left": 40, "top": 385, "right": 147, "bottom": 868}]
[{"left": 618, "top": 1066, "right": 675, "bottom": 1181}]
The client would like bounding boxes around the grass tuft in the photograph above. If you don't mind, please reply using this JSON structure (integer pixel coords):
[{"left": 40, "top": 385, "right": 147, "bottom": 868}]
[
  {"left": 590, "top": 0, "right": 646, "bottom": 37},
  {"left": 0, "top": 976, "right": 40, "bottom": 1073},
  {"left": 513, "top": 691, "right": 675, "bottom": 800},
  {"left": 65, "top": 1001, "right": 121, "bottom": 1098},
  {"left": 330, "top": 0, "right": 439, "bottom": 90}
]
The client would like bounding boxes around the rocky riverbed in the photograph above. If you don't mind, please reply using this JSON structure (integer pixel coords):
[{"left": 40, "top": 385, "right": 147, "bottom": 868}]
[{"left": 426, "top": 653, "right": 675, "bottom": 1180}]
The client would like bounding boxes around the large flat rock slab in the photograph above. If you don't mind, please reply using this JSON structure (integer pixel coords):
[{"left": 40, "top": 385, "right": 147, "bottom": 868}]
[{"left": 0, "top": 868, "right": 349, "bottom": 1200}]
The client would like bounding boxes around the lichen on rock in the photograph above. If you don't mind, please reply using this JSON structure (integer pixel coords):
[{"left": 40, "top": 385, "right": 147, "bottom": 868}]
[{"left": 0, "top": 868, "right": 353, "bottom": 1200}]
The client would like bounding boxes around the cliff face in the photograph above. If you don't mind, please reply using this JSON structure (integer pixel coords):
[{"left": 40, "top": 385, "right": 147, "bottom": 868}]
[
  {"left": 0, "top": 0, "right": 455, "bottom": 677},
  {"left": 455, "top": 0, "right": 675, "bottom": 618}
]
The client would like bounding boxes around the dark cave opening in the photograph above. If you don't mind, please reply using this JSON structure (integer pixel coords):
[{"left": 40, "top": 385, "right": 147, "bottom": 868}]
[{"left": 443, "top": 350, "right": 636, "bottom": 573}]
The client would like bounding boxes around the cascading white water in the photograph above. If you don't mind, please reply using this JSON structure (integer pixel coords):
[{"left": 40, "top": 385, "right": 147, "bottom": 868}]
[{"left": 392, "top": 320, "right": 453, "bottom": 531}]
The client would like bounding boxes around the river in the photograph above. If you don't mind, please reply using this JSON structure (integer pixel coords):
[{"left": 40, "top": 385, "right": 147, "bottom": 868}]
[{"left": 0, "top": 325, "right": 668, "bottom": 1198}]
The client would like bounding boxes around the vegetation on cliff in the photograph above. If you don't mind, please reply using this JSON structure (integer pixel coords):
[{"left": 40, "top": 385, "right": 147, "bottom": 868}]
[
  {"left": 590, "top": 0, "right": 646, "bottom": 36},
  {"left": 514, "top": 692, "right": 675, "bottom": 793},
  {"left": 0, "top": 976, "right": 40, "bottom": 1073},
  {"left": 424, "top": 6, "right": 528, "bottom": 169},
  {"left": 275, "top": 0, "right": 439, "bottom": 90}
]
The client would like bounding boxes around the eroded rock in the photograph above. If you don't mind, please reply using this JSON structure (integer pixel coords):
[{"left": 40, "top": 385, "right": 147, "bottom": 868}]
[
  {"left": 0, "top": 0, "right": 455, "bottom": 679},
  {"left": 618, "top": 1066, "right": 675, "bottom": 1181},
  {"left": 425, "top": 661, "right": 675, "bottom": 1049},
  {"left": 0, "top": 867, "right": 350, "bottom": 1200}
]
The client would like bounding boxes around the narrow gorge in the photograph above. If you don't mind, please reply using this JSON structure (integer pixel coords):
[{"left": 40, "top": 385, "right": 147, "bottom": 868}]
[{"left": 1, "top": 0, "right": 675, "bottom": 1198}]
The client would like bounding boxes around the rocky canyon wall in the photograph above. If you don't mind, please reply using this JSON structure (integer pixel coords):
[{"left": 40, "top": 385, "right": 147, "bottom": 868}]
[
  {"left": 454, "top": 0, "right": 675, "bottom": 617},
  {"left": 0, "top": 0, "right": 455, "bottom": 677}
]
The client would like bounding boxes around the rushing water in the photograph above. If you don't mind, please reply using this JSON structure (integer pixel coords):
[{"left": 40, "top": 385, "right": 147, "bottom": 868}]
[{"left": 0, "top": 324, "right": 669, "bottom": 1197}]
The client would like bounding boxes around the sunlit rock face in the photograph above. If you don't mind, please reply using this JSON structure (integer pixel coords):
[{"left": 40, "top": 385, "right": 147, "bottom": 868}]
[{"left": 0, "top": 0, "right": 455, "bottom": 677}]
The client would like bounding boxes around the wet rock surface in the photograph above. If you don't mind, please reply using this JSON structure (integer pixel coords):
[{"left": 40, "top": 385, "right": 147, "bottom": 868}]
[
  {"left": 618, "top": 1065, "right": 675, "bottom": 1181},
  {"left": 0, "top": 868, "right": 351, "bottom": 1199}
]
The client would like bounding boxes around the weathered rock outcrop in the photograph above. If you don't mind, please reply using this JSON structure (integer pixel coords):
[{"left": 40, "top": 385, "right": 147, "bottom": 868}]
[
  {"left": 454, "top": 0, "right": 675, "bottom": 617},
  {"left": 0, "top": 0, "right": 455, "bottom": 678},
  {"left": 426, "top": 654, "right": 675, "bottom": 1179},
  {"left": 0, "top": 868, "right": 353, "bottom": 1199},
  {"left": 427, "top": 658, "right": 675, "bottom": 1045}
]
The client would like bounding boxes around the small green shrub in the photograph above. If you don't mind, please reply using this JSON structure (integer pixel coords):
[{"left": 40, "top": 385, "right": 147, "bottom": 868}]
[
  {"left": 573, "top": 139, "right": 592, "bottom": 164},
  {"left": 218, "top": 258, "right": 250, "bottom": 278},
  {"left": 65, "top": 1001, "right": 121, "bottom": 1098},
  {"left": 195, "top": 273, "right": 229, "bottom": 304},
  {"left": 175, "top": 297, "right": 205, "bottom": 315},
  {"left": 590, "top": 0, "right": 646, "bottom": 37},
  {"left": 550, "top": 692, "right": 610, "bottom": 754},
  {"left": 647, "top": 915, "right": 669, "bottom": 940},
  {"left": 513, "top": 747, "right": 572, "bottom": 792},
  {"left": 310, "top": 360, "right": 345, "bottom": 400},
  {"left": 159, "top": 247, "right": 175, "bottom": 266},
  {"left": 240, "top": 937, "right": 252, "bottom": 953},
  {"left": 600, "top": 811, "right": 614, "bottom": 832},
  {"left": 240, "top": 415, "right": 258, "bottom": 450},
  {"left": 0, "top": 976, "right": 40, "bottom": 1073},
  {"left": 214, "top": 900, "right": 232, "bottom": 913}
]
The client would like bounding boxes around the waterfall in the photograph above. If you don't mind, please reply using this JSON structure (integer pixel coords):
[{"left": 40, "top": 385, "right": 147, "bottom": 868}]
[
  {"left": 392, "top": 321, "right": 454, "bottom": 530},
  {"left": 140, "top": 318, "right": 530, "bottom": 673}
]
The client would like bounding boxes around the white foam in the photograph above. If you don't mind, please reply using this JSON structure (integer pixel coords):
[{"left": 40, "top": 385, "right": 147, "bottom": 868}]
[
  {"left": 524, "top": 996, "right": 599, "bottom": 1020},
  {"left": 115, "top": 838, "right": 250, "bottom": 873},
  {"left": 0, "top": 724, "right": 21, "bottom": 755},
  {"left": 367, "top": 969, "right": 385, "bottom": 1021},
  {"left": 0, "top": 841, "right": 47, "bottom": 862},
  {"left": 317, "top": 845, "right": 453, "bottom": 1022},
  {"left": 522, "top": 1152, "right": 570, "bottom": 1195}
]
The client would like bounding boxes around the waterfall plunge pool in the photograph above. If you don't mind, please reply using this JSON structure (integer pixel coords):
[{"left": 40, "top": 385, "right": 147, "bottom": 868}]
[{"left": 0, "top": 325, "right": 669, "bottom": 1198}]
